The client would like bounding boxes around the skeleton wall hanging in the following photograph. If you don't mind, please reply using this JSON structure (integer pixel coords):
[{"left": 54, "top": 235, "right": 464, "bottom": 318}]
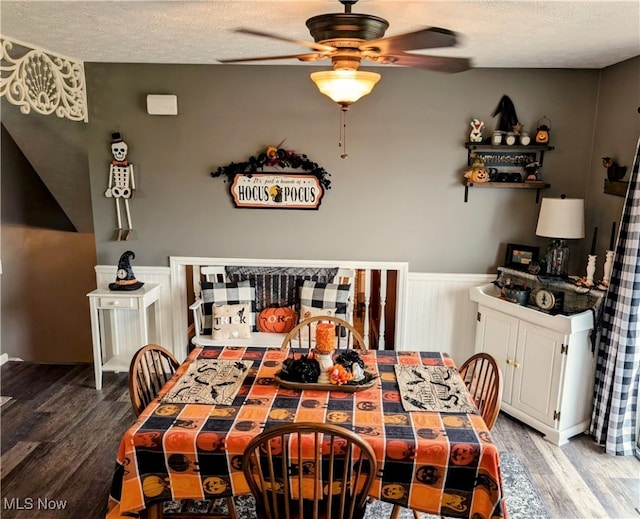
[{"left": 105, "top": 132, "right": 135, "bottom": 240}]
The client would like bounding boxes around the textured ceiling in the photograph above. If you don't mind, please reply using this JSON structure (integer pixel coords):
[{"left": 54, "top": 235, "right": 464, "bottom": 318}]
[{"left": 1, "top": 1, "right": 639, "bottom": 69}]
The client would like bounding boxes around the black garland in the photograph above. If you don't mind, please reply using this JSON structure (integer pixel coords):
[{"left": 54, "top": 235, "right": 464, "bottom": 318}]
[{"left": 211, "top": 145, "right": 331, "bottom": 190}]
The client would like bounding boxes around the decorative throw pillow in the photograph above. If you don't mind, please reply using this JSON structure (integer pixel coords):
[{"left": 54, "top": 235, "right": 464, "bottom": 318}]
[
  {"left": 299, "top": 305, "right": 337, "bottom": 322},
  {"left": 212, "top": 303, "right": 252, "bottom": 340},
  {"left": 201, "top": 280, "right": 256, "bottom": 334},
  {"left": 298, "top": 281, "right": 350, "bottom": 321},
  {"left": 225, "top": 266, "right": 339, "bottom": 311},
  {"left": 297, "top": 305, "right": 337, "bottom": 341},
  {"left": 257, "top": 306, "right": 298, "bottom": 333}
]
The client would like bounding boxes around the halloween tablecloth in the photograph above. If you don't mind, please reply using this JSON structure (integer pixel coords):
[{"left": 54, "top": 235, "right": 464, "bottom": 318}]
[{"left": 107, "top": 346, "right": 506, "bottom": 519}]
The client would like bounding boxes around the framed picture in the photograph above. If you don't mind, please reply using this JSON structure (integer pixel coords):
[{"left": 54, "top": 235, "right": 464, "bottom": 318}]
[{"left": 505, "top": 243, "right": 539, "bottom": 271}]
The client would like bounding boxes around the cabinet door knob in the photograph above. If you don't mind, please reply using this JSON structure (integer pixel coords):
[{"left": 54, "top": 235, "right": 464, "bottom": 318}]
[
  {"left": 505, "top": 359, "right": 512, "bottom": 365},
  {"left": 513, "top": 361, "right": 520, "bottom": 369}
]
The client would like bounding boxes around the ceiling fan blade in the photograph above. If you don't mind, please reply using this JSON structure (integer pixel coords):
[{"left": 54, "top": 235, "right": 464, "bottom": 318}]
[
  {"left": 377, "top": 52, "right": 471, "bottom": 73},
  {"left": 218, "top": 53, "right": 321, "bottom": 64},
  {"left": 233, "top": 28, "right": 336, "bottom": 53},
  {"left": 361, "top": 27, "right": 458, "bottom": 54}
]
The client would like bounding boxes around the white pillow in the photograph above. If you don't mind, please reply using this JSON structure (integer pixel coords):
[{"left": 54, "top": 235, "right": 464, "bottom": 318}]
[
  {"left": 212, "top": 303, "right": 252, "bottom": 340},
  {"left": 299, "top": 305, "right": 337, "bottom": 322},
  {"left": 298, "top": 305, "right": 337, "bottom": 342}
]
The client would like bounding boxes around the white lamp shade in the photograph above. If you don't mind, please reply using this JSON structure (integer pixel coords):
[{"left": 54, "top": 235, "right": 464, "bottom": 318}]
[
  {"left": 310, "top": 70, "right": 381, "bottom": 106},
  {"left": 536, "top": 198, "right": 585, "bottom": 239}
]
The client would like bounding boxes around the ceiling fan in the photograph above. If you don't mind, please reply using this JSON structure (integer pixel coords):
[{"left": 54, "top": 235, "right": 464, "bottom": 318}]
[
  {"left": 220, "top": 0, "right": 471, "bottom": 158},
  {"left": 218, "top": 0, "right": 471, "bottom": 74}
]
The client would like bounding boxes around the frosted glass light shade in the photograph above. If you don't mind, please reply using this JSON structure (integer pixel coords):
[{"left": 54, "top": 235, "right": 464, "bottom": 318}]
[
  {"left": 536, "top": 198, "right": 585, "bottom": 239},
  {"left": 310, "top": 70, "right": 381, "bottom": 106}
]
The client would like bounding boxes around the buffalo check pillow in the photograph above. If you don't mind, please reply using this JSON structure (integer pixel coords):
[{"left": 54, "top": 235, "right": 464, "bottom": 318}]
[
  {"left": 298, "top": 280, "right": 350, "bottom": 322},
  {"left": 201, "top": 280, "right": 256, "bottom": 333}
]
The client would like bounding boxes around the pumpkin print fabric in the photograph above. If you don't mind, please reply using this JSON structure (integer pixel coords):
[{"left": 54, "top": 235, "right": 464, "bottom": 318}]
[{"left": 107, "top": 347, "right": 506, "bottom": 519}]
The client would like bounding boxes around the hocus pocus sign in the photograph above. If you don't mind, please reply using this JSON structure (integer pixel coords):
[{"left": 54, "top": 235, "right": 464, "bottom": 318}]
[{"left": 230, "top": 174, "right": 324, "bottom": 209}]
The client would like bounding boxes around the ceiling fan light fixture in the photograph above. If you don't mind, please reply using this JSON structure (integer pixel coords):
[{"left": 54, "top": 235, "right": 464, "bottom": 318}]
[{"left": 310, "top": 70, "right": 381, "bottom": 107}]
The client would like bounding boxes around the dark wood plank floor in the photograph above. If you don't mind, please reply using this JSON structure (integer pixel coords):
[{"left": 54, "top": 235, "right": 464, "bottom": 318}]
[{"left": 1, "top": 362, "right": 638, "bottom": 518}]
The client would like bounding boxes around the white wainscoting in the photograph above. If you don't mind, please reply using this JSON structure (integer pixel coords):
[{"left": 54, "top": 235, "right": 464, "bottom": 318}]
[
  {"left": 93, "top": 265, "right": 492, "bottom": 366},
  {"left": 94, "top": 266, "right": 172, "bottom": 360},
  {"left": 403, "top": 273, "right": 495, "bottom": 365}
]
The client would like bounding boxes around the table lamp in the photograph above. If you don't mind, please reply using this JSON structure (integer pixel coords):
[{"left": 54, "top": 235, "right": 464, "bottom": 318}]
[{"left": 535, "top": 196, "right": 585, "bottom": 277}]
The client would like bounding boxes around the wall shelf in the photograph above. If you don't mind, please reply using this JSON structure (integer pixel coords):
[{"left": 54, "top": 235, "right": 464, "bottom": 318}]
[
  {"left": 463, "top": 181, "right": 550, "bottom": 203},
  {"left": 603, "top": 179, "right": 628, "bottom": 197},
  {"left": 463, "top": 142, "right": 554, "bottom": 203},
  {"left": 465, "top": 143, "right": 555, "bottom": 152}
]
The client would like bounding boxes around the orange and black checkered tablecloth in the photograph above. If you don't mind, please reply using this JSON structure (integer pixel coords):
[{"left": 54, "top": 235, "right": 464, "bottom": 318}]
[{"left": 107, "top": 346, "right": 506, "bottom": 519}]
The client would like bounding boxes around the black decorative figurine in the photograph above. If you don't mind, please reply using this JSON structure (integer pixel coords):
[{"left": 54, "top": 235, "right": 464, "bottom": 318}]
[
  {"left": 492, "top": 95, "right": 519, "bottom": 133},
  {"left": 109, "top": 250, "right": 144, "bottom": 291}
]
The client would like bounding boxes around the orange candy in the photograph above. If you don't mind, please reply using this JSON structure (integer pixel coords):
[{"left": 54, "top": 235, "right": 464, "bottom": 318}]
[{"left": 328, "top": 364, "right": 353, "bottom": 385}]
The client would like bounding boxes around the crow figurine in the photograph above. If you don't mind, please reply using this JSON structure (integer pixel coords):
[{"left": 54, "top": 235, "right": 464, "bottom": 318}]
[
  {"left": 602, "top": 157, "right": 627, "bottom": 181},
  {"left": 492, "top": 95, "right": 519, "bottom": 133}
]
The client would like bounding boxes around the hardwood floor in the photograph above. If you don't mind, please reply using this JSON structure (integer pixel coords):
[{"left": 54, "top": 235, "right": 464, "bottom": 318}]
[{"left": 1, "top": 362, "right": 638, "bottom": 519}]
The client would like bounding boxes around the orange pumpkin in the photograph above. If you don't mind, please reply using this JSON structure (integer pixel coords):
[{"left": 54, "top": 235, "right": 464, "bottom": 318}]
[{"left": 257, "top": 306, "right": 297, "bottom": 333}]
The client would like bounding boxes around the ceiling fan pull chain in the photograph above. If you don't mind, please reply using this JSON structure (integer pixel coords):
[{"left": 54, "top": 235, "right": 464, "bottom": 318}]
[{"left": 339, "top": 107, "right": 349, "bottom": 159}]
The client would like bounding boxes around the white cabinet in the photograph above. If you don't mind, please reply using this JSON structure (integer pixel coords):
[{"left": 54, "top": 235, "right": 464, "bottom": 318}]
[{"left": 470, "top": 284, "right": 598, "bottom": 446}]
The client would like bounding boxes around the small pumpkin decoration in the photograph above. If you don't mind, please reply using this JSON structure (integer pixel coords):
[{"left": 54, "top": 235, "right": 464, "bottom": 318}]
[
  {"left": 535, "top": 116, "right": 551, "bottom": 144},
  {"left": 257, "top": 305, "right": 297, "bottom": 333},
  {"left": 464, "top": 154, "right": 490, "bottom": 183}
]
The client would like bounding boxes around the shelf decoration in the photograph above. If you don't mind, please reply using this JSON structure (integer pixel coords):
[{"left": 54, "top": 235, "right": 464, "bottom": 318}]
[
  {"left": 524, "top": 161, "right": 542, "bottom": 181},
  {"left": 469, "top": 118, "right": 485, "bottom": 143},
  {"left": 464, "top": 154, "right": 491, "bottom": 183},
  {"left": 492, "top": 95, "right": 519, "bottom": 132},
  {"left": 0, "top": 36, "right": 88, "bottom": 122},
  {"left": 535, "top": 116, "right": 551, "bottom": 144},
  {"left": 211, "top": 141, "right": 331, "bottom": 209},
  {"left": 471, "top": 150, "right": 538, "bottom": 168},
  {"left": 602, "top": 156, "right": 627, "bottom": 181}
]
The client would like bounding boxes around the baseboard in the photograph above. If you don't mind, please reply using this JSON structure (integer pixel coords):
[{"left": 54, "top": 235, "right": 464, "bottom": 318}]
[{"left": 0, "top": 353, "right": 8, "bottom": 366}]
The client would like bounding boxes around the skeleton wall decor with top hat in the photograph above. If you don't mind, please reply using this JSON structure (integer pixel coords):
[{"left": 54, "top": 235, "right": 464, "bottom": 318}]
[
  {"left": 105, "top": 132, "right": 135, "bottom": 241},
  {"left": 109, "top": 250, "right": 144, "bottom": 291}
]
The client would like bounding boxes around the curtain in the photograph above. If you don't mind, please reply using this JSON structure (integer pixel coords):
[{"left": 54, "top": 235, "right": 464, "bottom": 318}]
[{"left": 590, "top": 136, "right": 640, "bottom": 455}]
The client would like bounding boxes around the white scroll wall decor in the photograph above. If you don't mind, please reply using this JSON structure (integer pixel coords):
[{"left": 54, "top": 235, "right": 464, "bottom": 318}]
[{"left": 0, "top": 36, "right": 88, "bottom": 122}]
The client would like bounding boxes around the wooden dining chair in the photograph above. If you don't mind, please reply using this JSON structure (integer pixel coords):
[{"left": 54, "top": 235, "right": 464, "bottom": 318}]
[
  {"left": 457, "top": 352, "right": 503, "bottom": 430},
  {"left": 390, "top": 353, "right": 503, "bottom": 519},
  {"left": 281, "top": 316, "right": 367, "bottom": 351},
  {"left": 242, "top": 422, "right": 377, "bottom": 519},
  {"left": 128, "top": 344, "right": 180, "bottom": 416},
  {"left": 130, "top": 345, "right": 238, "bottom": 519}
]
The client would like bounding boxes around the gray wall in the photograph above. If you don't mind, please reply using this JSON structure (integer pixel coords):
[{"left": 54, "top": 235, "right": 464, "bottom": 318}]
[
  {"left": 1, "top": 57, "right": 636, "bottom": 363},
  {"left": 584, "top": 57, "right": 640, "bottom": 259},
  {"left": 86, "top": 63, "right": 613, "bottom": 274}
]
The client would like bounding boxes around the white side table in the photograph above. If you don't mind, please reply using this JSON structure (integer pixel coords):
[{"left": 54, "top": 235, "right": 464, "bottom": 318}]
[{"left": 87, "top": 283, "right": 162, "bottom": 389}]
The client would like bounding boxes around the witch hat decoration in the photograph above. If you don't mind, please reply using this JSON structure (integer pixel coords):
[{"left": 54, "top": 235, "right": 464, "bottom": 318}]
[{"left": 109, "top": 250, "right": 144, "bottom": 291}]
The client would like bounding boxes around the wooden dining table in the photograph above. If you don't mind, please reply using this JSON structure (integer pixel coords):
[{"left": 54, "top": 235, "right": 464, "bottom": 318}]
[{"left": 107, "top": 346, "right": 507, "bottom": 519}]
